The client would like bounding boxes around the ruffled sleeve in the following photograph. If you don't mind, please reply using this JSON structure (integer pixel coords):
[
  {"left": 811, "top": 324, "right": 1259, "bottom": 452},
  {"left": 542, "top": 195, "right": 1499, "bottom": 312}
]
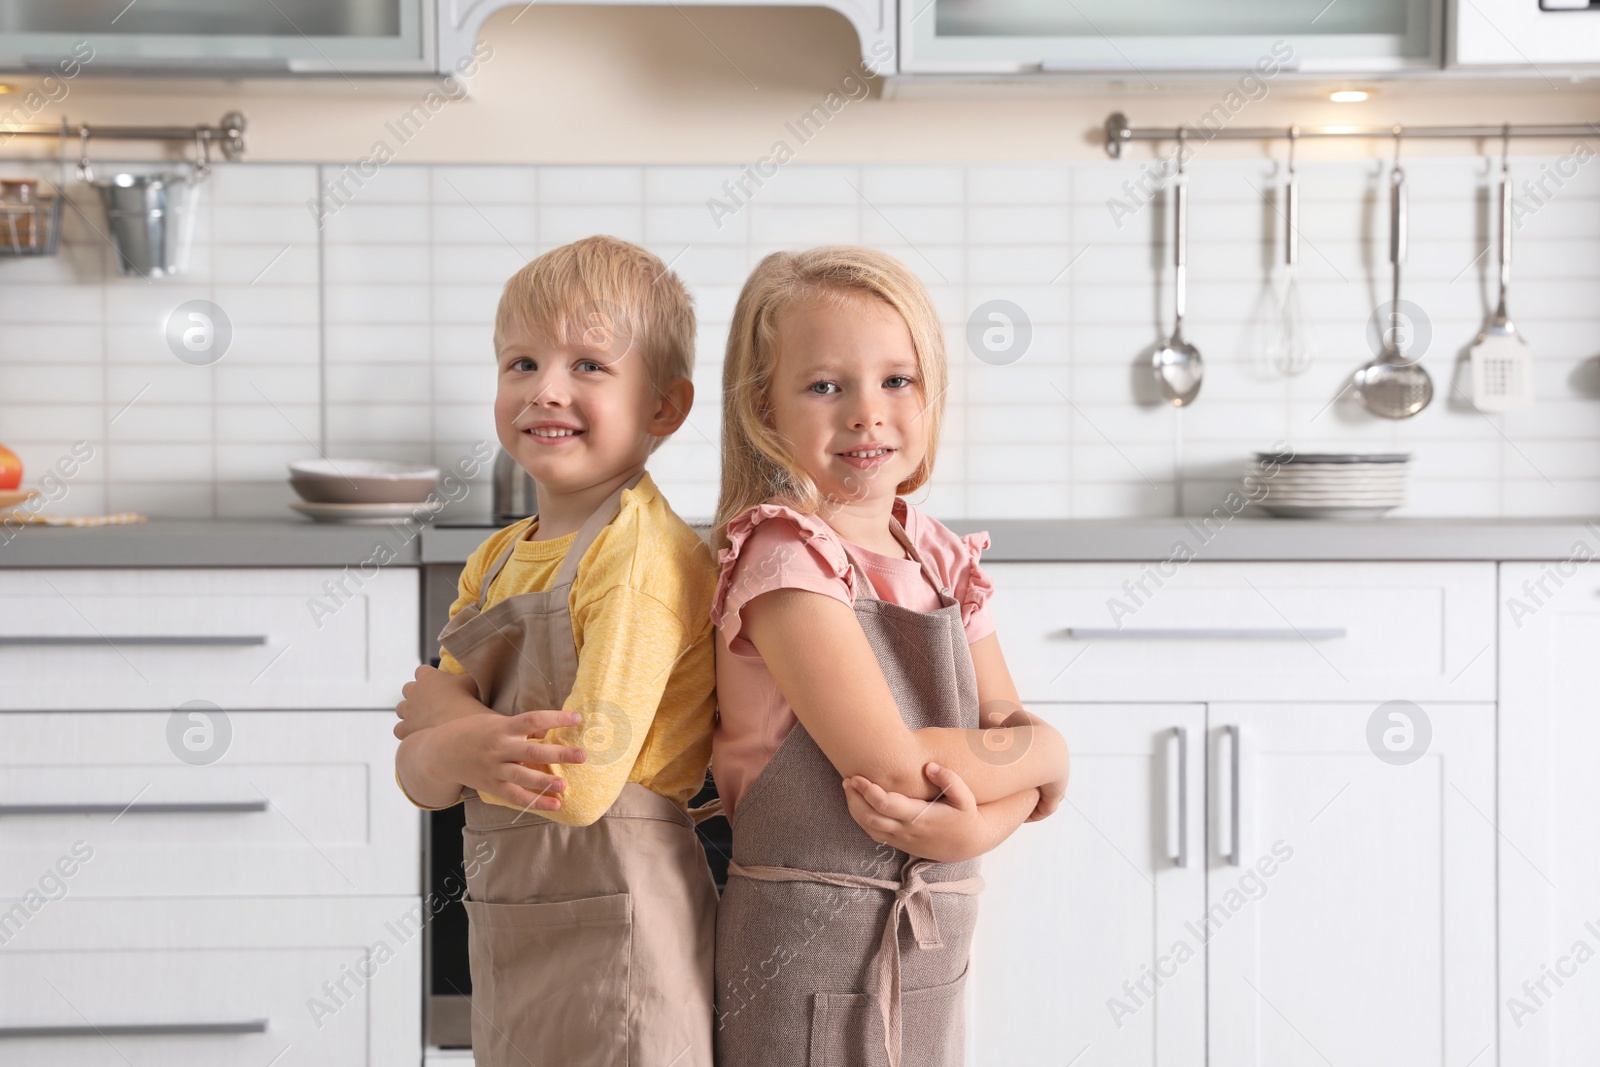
[
  {"left": 958, "top": 529, "right": 997, "bottom": 643},
  {"left": 711, "top": 503, "right": 857, "bottom": 656}
]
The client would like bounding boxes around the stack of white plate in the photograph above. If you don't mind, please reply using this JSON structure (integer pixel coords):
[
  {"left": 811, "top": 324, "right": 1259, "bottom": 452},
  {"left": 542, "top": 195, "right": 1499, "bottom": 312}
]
[{"left": 1254, "top": 452, "right": 1411, "bottom": 519}]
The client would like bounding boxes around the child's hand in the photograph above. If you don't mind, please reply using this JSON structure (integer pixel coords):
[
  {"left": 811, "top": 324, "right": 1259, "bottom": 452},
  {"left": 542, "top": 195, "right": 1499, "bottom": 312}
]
[
  {"left": 427, "top": 709, "right": 588, "bottom": 812},
  {"left": 842, "top": 762, "right": 987, "bottom": 865},
  {"left": 395, "top": 665, "right": 488, "bottom": 739},
  {"left": 1031, "top": 777, "right": 1066, "bottom": 822}
]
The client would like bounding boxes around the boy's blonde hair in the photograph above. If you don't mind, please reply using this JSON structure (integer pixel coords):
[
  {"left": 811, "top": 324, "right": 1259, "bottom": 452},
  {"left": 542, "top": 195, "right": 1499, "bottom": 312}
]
[
  {"left": 713, "top": 246, "right": 948, "bottom": 552},
  {"left": 494, "top": 235, "right": 696, "bottom": 399}
]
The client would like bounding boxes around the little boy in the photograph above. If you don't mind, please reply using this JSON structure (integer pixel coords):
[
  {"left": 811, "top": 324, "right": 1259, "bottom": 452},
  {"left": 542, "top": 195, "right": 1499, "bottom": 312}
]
[{"left": 394, "top": 236, "right": 719, "bottom": 1067}]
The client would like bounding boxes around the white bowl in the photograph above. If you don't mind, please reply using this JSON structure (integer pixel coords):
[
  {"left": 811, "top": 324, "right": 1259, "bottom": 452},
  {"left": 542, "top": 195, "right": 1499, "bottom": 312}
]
[{"left": 288, "top": 459, "right": 440, "bottom": 505}]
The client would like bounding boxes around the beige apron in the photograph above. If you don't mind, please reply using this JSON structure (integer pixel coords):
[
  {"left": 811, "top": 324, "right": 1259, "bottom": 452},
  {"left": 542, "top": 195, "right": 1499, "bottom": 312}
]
[
  {"left": 715, "top": 516, "right": 985, "bottom": 1067},
  {"left": 439, "top": 471, "right": 719, "bottom": 1067}
]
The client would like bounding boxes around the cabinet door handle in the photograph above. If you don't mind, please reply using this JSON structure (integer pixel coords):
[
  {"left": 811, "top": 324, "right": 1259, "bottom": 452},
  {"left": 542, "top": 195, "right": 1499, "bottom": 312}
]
[
  {"left": 0, "top": 635, "right": 268, "bottom": 647},
  {"left": 1166, "top": 726, "right": 1188, "bottom": 868},
  {"left": 1220, "top": 725, "right": 1242, "bottom": 867},
  {"left": 0, "top": 801, "right": 270, "bottom": 816},
  {"left": 0, "top": 1020, "right": 269, "bottom": 1038},
  {"left": 1064, "top": 627, "right": 1346, "bottom": 641}
]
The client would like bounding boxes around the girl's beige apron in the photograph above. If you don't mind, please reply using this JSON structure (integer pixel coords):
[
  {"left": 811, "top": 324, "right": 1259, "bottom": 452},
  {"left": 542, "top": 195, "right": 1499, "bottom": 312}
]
[
  {"left": 715, "top": 517, "right": 985, "bottom": 1067},
  {"left": 439, "top": 471, "right": 718, "bottom": 1067}
]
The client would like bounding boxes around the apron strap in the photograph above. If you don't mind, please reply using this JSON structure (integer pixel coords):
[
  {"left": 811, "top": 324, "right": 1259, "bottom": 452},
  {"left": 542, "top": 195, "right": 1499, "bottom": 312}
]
[
  {"left": 475, "top": 469, "right": 646, "bottom": 609},
  {"left": 550, "top": 469, "right": 647, "bottom": 592},
  {"left": 725, "top": 858, "right": 983, "bottom": 1067},
  {"left": 473, "top": 535, "right": 523, "bottom": 612},
  {"left": 887, "top": 514, "right": 955, "bottom": 603},
  {"left": 838, "top": 510, "right": 954, "bottom": 607},
  {"left": 687, "top": 795, "right": 724, "bottom": 825}
]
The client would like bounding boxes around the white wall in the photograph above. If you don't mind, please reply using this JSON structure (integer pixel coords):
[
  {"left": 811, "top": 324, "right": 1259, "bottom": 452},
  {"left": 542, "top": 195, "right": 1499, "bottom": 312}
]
[{"left": 1, "top": 155, "right": 1597, "bottom": 523}]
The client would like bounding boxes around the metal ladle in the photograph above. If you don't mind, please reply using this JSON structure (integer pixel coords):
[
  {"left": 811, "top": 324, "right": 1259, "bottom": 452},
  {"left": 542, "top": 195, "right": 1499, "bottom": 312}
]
[
  {"left": 1355, "top": 129, "right": 1433, "bottom": 419},
  {"left": 1153, "top": 136, "right": 1203, "bottom": 405}
]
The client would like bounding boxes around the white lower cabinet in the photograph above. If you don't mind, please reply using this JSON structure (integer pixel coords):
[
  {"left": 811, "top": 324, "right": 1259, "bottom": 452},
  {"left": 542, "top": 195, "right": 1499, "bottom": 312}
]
[
  {"left": 970, "top": 700, "right": 1496, "bottom": 1067},
  {"left": 0, "top": 896, "right": 421, "bottom": 1066},
  {"left": 0, "top": 566, "right": 424, "bottom": 1067},
  {"left": 1498, "top": 563, "right": 1600, "bottom": 1067},
  {"left": 1206, "top": 703, "right": 1496, "bottom": 1067},
  {"left": 0, "top": 711, "right": 418, "bottom": 897},
  {"left": 967, "top": 704, "right": 1206, "bottom": 1067}
]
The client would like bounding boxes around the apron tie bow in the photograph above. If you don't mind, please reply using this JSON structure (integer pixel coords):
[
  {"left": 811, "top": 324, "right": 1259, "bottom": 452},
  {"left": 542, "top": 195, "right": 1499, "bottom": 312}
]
[{"left": 727, "top": 857, "right": 984, "bottom": 1067}]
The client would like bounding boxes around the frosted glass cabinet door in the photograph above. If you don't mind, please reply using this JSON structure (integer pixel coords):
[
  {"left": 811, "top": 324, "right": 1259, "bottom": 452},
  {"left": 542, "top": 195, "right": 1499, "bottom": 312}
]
[
  {"left": 1498, "top": 562, "right": 1600, "bottom": 1067},
  {"left": 0, "top": 0, "right": 432, "bottom": 73},
  {"left": 967, "top": 703, "right": 1206, "bottom": 1067},
  {"left": 902, "top": 0, "right": 1438, "bottom": 73},
  {"left": 1205, "top": 703, "right": 1496, "bottom": 1067}
]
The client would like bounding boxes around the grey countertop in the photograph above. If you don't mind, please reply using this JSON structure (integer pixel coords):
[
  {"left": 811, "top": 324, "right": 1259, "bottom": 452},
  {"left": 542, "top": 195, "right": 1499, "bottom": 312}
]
[{"left": 3, "top": 516, "right": 1599, "bottom": 567}]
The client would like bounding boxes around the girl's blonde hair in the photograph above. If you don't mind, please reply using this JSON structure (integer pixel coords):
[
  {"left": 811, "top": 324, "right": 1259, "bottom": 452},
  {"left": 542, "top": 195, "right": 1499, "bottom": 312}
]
[{"left": 713, "top": 246, "right": 948, "bottom": 553}]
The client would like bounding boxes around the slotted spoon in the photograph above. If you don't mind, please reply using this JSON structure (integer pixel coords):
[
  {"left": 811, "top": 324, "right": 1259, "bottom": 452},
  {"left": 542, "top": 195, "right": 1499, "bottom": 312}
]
[{"left": 1470, "top": 143, "right": 1534, "bottom": 411}]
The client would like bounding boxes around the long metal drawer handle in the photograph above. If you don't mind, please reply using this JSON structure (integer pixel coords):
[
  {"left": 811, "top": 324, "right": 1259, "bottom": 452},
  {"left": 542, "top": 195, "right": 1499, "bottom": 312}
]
[
  {"left": 0, "top": 1019, "right": 268, "bottom": 1038},
  {"left": 1166, "top": 726, "right": 1188, "bottom": 869},
  {"left": 1224, "top": 725, "right": 1242, "bottom": 867},
  {"left": 1065, "top": 627, "right": 1347, "bottom": 640},
  {"left": 0, "top": 801, "right": 270, "bottom": 816},
  {"left": 0, "top": 635, "right": 268, "bottom": 647}
]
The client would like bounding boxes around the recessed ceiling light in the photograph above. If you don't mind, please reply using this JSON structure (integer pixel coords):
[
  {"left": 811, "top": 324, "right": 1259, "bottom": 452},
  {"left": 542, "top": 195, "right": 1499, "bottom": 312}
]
[{"left": 1329, "top": 89, "right": 1371, "bottom": 103}]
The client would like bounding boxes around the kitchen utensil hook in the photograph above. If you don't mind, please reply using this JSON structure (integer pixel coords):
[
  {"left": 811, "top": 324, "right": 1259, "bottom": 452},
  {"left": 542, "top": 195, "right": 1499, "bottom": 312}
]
[
  {"left": 75, "top": 125, "right": 93, "bottom": 183},
  {"left": 1286, "top": 126, "right": 1299, "bottom": 268},
  {"left": 193, "top": 128, "right": 213, "bottom": 182}
]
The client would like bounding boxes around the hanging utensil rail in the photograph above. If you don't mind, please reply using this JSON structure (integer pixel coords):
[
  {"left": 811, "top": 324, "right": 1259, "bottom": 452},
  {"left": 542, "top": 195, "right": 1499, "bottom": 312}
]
[
  {"left": 1105, "top": 111, "right": 1597, "bottom": 157},
  {"left": 0, "top": 111, "right": 246, "bottom": 160}
]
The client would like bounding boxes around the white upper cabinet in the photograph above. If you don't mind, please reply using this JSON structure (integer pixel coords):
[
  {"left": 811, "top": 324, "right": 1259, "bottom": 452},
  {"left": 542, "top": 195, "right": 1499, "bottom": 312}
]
[
  {"left": 0, "top": 0, "right": 436, "bottom": 74},
  {"left": 1451, "top": 0, "right": 1600, "bottom": 66},
  {"left": 899, "top": 0, "right": 1440, "bottom": 74}
]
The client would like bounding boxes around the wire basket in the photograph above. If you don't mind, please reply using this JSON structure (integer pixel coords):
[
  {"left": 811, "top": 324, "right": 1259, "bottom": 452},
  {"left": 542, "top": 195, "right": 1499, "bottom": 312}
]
[{"left": 0, "top": 193, "right": 64, "bottom": 257}]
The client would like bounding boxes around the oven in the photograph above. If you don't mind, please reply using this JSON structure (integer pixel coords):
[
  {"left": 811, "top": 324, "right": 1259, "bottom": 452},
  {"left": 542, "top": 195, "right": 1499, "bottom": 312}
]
[{"left": 419, "top": 557, "right": 730, "bottom": 1051}]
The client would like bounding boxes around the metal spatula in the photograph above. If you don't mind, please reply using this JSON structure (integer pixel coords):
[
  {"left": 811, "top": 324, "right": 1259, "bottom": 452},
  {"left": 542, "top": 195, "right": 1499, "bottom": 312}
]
[{"left": 1470, "top": 150, "right": 1534, "bottom": 411}]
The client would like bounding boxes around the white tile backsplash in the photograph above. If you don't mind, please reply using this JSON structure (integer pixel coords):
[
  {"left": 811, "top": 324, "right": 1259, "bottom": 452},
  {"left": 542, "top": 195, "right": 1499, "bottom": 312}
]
[{"left": 1, "top": 158, "right": 1597, "bottom": 521}]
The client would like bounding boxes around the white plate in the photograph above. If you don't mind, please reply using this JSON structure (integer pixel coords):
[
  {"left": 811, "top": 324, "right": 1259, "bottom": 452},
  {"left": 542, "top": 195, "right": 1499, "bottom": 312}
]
[
  {"left": 1268, "top": 471, "right": 1410, "bottom": 483},
  {"left": 1267, "top": 481, "right": 1409, "bottom": 491},
  {"left": 1268, "top": 476, "right": 1409, "bottom": 487},
  {"left": 1267, "top": 495, "right": 1408, "bottom": 505},
  {"left": 1265, "top": 491, "right": 1408, "bottom": 502},
  {"left": 1269, "top": 481, "right": 1409, "bottom": 492},
  {"left": 1260, "top": 503, "right": 1400, "bottom": 519},
  {"left": 290, "top": 501, "right": 439, "bottom": 525}
]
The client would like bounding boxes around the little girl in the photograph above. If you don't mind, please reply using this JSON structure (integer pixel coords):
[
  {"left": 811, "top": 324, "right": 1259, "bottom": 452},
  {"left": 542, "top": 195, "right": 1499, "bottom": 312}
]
[{"left": 709, "top": 247, "right": 1071, "bottom": 1067}]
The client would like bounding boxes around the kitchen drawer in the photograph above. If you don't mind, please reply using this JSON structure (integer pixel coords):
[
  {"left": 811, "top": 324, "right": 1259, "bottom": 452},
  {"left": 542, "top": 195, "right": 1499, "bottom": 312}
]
[
  {"left": 0, "top": 567, "right": 418, "bottom": 711},
  {"left": 0, "top": 896, "right": 421, "bottom": 1067},
  {"left": 986, "top": 562, "right": 1496, "bottom": 702},
  {"left": 0, "top": 711, "right": 419, "bottom": 897}
]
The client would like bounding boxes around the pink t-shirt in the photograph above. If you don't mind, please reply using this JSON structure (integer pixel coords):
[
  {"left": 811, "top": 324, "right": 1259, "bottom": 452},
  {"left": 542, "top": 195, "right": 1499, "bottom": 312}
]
[{"left": 709, "top": 497, "right": 996, "bottom": 822}]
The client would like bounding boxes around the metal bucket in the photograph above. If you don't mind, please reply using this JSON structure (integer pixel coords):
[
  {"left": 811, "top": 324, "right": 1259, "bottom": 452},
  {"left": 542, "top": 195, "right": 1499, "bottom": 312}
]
[{"left": 94, "top": 172, "right": 199, "bottom": 278}]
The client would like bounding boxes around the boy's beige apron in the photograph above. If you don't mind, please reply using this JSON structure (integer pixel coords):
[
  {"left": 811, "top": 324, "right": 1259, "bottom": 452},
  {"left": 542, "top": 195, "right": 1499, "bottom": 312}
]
[
  {"left": 715, "top": 517, "right": 985, "bottom": 1067},
  {"left": 438, "top": 471, "right": 719, "bottom": 1067}
]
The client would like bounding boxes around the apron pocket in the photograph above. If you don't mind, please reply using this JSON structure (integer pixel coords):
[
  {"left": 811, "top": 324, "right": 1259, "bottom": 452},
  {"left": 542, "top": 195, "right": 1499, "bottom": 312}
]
[
  {"left": 462, "top": 891, "right": 633, "bottom": 1067},
  {"left": 806, "top": 965, "right": 968, "bottom": 1067}
]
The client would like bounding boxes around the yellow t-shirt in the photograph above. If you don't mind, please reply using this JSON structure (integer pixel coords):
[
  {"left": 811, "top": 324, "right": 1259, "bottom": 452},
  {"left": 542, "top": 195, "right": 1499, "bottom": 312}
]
[{"left": 401, "top": 472, "right": 717, "bottom": 827}]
